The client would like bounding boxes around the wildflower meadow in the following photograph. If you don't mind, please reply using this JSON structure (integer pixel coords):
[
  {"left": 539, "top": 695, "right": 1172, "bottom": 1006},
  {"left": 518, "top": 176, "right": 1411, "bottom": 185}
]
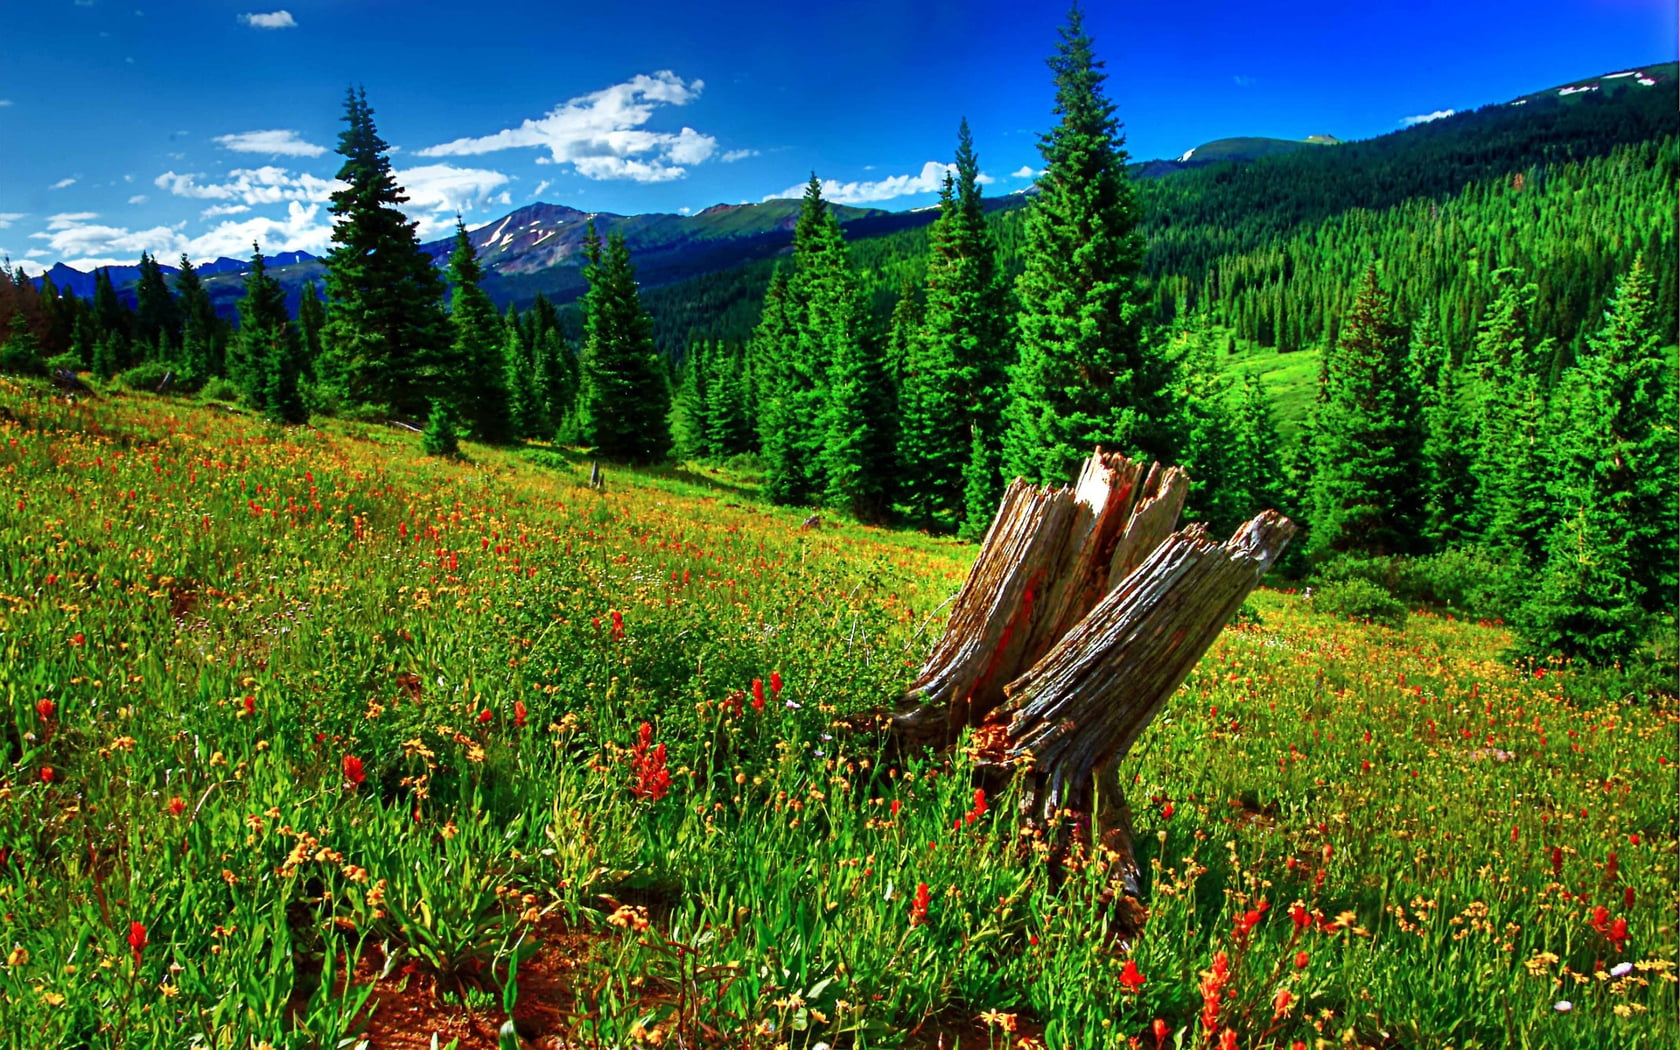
[{"left": 0, "top": 378, "right": 1673, "bottom": 1049}]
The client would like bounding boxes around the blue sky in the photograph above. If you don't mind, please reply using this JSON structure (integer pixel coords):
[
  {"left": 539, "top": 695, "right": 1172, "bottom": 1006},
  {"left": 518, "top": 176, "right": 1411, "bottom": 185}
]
[{"left": 1, "top": 0, "right": 1672, "bottom": 273}]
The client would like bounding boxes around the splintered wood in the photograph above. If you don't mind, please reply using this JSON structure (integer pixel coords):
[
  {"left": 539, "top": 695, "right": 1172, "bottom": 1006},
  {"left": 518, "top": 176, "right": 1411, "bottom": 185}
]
[{"left": 893, "top": 447, "right": 1296, "bottom": 871}]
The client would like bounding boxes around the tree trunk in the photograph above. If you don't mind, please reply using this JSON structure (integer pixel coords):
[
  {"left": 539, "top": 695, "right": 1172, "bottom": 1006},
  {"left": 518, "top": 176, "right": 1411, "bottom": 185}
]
[{"left": 892, "top": 448, "right": 1296, "bottom": 893}]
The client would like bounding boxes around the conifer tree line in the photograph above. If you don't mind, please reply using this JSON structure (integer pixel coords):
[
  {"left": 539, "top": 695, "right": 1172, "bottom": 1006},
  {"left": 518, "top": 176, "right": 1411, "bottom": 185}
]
[{"left": 0, "top": 86, "right": 665, "bottom": 456}]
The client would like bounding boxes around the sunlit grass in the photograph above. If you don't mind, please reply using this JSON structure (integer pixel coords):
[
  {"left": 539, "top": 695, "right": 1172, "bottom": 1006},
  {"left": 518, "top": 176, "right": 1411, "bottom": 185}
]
[{"left": 0, "top": 378, "right": 1672, "bottom": 1049}]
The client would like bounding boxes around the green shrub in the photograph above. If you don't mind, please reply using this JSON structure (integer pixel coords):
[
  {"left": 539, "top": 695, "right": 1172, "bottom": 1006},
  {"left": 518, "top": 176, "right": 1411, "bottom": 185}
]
[
  {"left": 422, "top": 401, "right": 460, "bottom": 457},
  {"left": 0, "top": 332, "right": 44, "bottom": 376},
  {"left": 198, "top": 376, "right": 241, "bottom": 403},
  {"left": 1309, "top": 578, "right": 1408, "bottom": 628},
  {"left": 116, "top": 360, "right": 182, "bottom": 394},
  {"left": 43, "top": 353, "right": 83, "bottom": 375},
  {"left": 1314, "top": 547, "right": 1512, "bottom": 620}
]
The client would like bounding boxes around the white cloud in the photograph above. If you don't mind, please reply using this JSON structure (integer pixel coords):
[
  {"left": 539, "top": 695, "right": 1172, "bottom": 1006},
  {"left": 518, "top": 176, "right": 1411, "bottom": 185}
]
[
  {"left": 239, "top": 10, "right": 296, "bottom": 29},
  {"left": 1400, "top": 109, "right": 1455, "bottom": 127},
  {"left": 1010, "top": 165, "right": 1040, "bottom": 178},
  {"left": 155, "top": 165, "right": 340, "bottom": 206},
  {"left": 0, "top": 213, "right": 24, "bottom": 229},
  {"left": 720, "top": 148, "right": 759, "bottom": 163},
  {"left": 765, "top": 161, "right": 993, "bottom": 205},
  {"left": 215, "top": 129, "right": 327, "bottom": 157},
  {"left": 51, "top": 177, "right": 77, "bottom": 190},
  {"left": 392, "top": 163, "right": 513, "bottom": 215},
  {"left": 419, "top": 71, "right": 717, "bottom": 183},
  {"left": 531, "top": 179, "right": 552, "bottom": 198},
  {"left": 29, "top": 200, "right": 332, "bottom": 270},
  {"left": 202, "top": 203, "right": 251, "bottom": 218},
  {"left": 127, "top": 194, "right": 148, "bottom": 205},
  {"left": 0, "top": 100, "right": 13, "bottom": 108}
]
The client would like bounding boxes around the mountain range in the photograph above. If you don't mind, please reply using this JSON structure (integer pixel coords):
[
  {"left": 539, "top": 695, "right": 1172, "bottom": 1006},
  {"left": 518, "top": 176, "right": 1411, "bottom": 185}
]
[{"left": 31, "top": 59, "right": 1675, "bottom": 322}]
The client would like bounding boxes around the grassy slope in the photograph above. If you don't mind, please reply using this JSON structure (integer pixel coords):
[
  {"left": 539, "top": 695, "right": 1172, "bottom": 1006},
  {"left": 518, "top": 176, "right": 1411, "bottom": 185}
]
[{"left": 0, "top": 381, "right": 1673, "bottom": 1049}]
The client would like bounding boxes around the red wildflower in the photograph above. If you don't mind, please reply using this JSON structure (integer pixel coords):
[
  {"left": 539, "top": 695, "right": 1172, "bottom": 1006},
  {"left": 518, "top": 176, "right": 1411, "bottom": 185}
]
[
  {"left": 629, "top": 722, "right": 671, "bottom": 802},
  {"left": 128, "top": 921, "right": 148, "bottom": 966},
  {"left": 965, "top": 788, "right": 987, "bottom": 825},
  {"left": 514, "top": 700, "right": 528, "bottom": 728},
  {"left": 890, "top": 798, "right": 902, "bottom": 818},
  {"left": 1218, "top": 1027, "right": 1238, "bottom": 1050},
  {"left": 40, "top": 766, "right": 54, "bottom": 783},
  {"left": 769, "top": 670, "right": 783, "bottom": 699},
  {"left": 1589, "top": 905, "right": 1610, "bottom": 935},
  {"left": 1119, "top": 958, "right": 1146, "bottom": 993},
  {"left": 1200, "top": 950, "right": 1230, "bottom": 1033},
  {"left": 1289, "top": 903, "right": 1310, "bottom": 930},
  {"left": 1233, "top": 906, "right": 1264, "bottom": 941},
  {"left": 909, "top": 882, "right": 932, "bottom": 927},
  {"left": 477, "top": 708, "right": 493, "bottom": 724},
  {"left": 1630, "top": 833, "right": 1641, "bottom": 846},
  {"left": 610, "top": 609, "right": 626, "bottom": 642},
  {"left": 1550, "top": 846, "right": 1563, "bottom": 877},
  {"left": 342, "top": 755, "right": 366, "bottom": 787},
  {"left": 242, "top": 695, "right": 256, "bottom": 717},
  {"left": 1162, "top": 801, "right": 1174, "bottom": 819},
  {"left": 1295, "top": 950, "right": 1309, "bottom": 970},
  {"left": 36, "top": 698, "right": 55, "bottom": 720},
  {"left": 751, "top": 678, "right": 765, "bottom": 712},
  {"left": 1608, "top": 917, "right": 1628, "bottom": 953},
  {"left": 1152, "top": 1019, "right": 1169, "bottom": 1048},
  {"left": 70, "top": 632, "right": 85, "bottom": 647},
  {"left": 1605, "top": 850, "right": 1618, "bottom": 880},
  {"left": 167, "top": 797, "right": 186, "bottom": 816},
  {"left": 1273, "top": 987, "right": 1294, "bottom": 1018}
]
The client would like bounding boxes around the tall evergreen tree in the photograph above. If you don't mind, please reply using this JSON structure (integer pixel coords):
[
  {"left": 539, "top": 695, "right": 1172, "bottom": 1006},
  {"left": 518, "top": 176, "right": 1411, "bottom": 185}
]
[
  {"left": 173, "top": 255, "right": 222, "bottom": 382},
  {"left": 898, "top": 175, "right": 968, "bottom": 528},
  {"left": 317, "top": 87, "right": 447, "bottom": 417},
  {"left": 576, "top": 223, "right": 671, "bottom": 463},
  {"left": 1232, "top": 372, "right": 1285, "bottom": 521},
  {"left": 444, "top": 219, "right": 513, "bottom": 442},
  {"left": 232, "top": 244, "right": 304, "bottom": 423},
  {"left": 502, "top": 305, "right": 541, "bottom": 439},
  {"left": 702, "top": 341, "right": 752, "bottom": 458},
  {"left": 91, "top": 267, "right": 132, "bottom": 373},
  {"left": 296, "top": 281, "right": 326, "bottom": 378},
  {"left": 1174, "top": 313, "right": 1245, "bottom": 536},
  {"left": 1002, "top": 5, "right": 1169, "bottom": 484},
  {"left": 751, "top": 267, "right": 803, "bottom": 502},
  {"left": 917, "top": 120, "right": 1014, "bottom": 530},
  {"left": 1534, "top": 255, "right": 1675, "bottom": 625},
  {"left": 133, "top": 252, "right": 180, "bottom": 360},
  {"left": 1306, "top": 266, "right": 1425, "bottom": 557}
]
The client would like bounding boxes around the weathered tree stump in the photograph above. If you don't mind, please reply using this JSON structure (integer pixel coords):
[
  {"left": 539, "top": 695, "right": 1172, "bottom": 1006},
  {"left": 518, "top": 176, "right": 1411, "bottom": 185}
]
[{"left": 892, "top": 448, "right": 1296, "bottom": 893}]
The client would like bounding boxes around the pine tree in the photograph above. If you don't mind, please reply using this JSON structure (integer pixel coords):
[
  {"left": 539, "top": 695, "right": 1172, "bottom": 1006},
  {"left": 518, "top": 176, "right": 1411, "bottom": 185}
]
[
  {"left": 918, "top": 120, "right": 1014, "bottom": 530},
  {"left": 133, "top": 252, "right": 180, "bottom": 361},
  {"left": 1232, "top": 372, "right": 1285, "bottom": 520},
  {"left": 670, "top": 340, "right": 709, "bottom": 460},
  {"left": 1002, "top": 5, "right": 1169, "bottom": 484},
  {"left": 444, "top": 219, "right": 513, "bottom": 443},
  {"left": 502, "top": 306, "right": 541, "bottom": 440},
  {"left": 898, "top": 176, "right": 967, "bottom": 528},
  {"left": 702, "top": 341, "right": 752, "bottom": 458},
  {"left": 958, "top": 422, "right": 1001, "bottom": 542},
  {"left": 296, "top": 281, "right": 325, "bottom": 378},
  {"left": 1537, "top": 255, "right": 1675, "bottom": 626},
  {"left": 1306, "top": 266, "right": 1425, "bottom": 557},
  {"left": 422, "top": 399, "right": 460, "bottom": 457},
  {"left": 174, "top": 255, "right": 223, "bottom": 382},
  {"left": 576, "top": 223, "right": 671, "bottom": 463},
  {"left": 232, "top": 244, "right": 302, "bottom": 420},
  {"left": 317, "top": 87, "right": 447, "bottom": 418},
  {"left": 1174, "top": 312, "right": 1245, "bottom": 536},
  {"left": 91, "top": 268, "right": 132, "bottom": 373},
  {"left": 1471, "top": 272, "right": 1553, "bottom": 580},
  {"left": 751, "top": 267, "right": 804, "bottom": 502}
]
